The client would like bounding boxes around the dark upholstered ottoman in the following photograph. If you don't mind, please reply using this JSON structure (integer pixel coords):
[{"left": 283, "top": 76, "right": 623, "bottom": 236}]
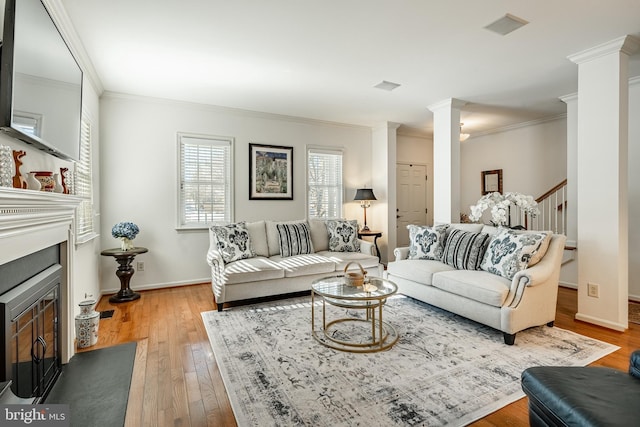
[{"left": 521, "top": 350, "right": 640, "bottom": 426}]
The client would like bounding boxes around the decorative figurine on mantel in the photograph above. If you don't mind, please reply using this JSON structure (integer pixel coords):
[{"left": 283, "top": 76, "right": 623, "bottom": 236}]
[
  {"left": 112, "top": 221, "right": 140, "bottom": 251},
  {"left": 12, "top": 150, "right": 26, "bottom": 189}
]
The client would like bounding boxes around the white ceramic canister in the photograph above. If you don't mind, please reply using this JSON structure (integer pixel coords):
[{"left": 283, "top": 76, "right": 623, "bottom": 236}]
[{"left": 75, "top": 299, "right": 100, "bottom": 348}]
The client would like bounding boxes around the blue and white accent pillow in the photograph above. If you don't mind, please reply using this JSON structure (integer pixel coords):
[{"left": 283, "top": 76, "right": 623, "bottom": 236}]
[
  {"left": 442, "top": 229, "right": 491, "bottom": 270},
  {"left": 276, "top": 222, "right": 314, "bottom": 257},
  {"left": 408, "top": 224, "right": 449, "bottom": 260},
  {"left": 210, "top": 222, "right": 255, "bottom": 264},
  {"left": 326, "top": 220, "right": 360, "bottom": 252},
  {"left": 480, "top": 228, "right": 548, "bottom": 280}
]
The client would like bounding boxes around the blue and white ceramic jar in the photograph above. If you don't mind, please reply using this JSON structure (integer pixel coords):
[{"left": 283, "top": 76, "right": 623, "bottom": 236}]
[{"left": 75, "top": 299, "right": 100, "bottom": 348}]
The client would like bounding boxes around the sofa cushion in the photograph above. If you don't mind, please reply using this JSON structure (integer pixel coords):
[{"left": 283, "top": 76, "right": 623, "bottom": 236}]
[
  {"left": 408, "top": 224, "right": 449, "bottom": 260},
  {"left": 481, "top": 228, "right": 549, "bottom": 280},
  {"left": 387, "top": 259, "right": 455, "bottom": 285},
  {"left": 432, "top": 270, "right": 511, "bottom": 307},
  {"left": 246, "top": 220, "right": 269, "bottom": 257},
  {"left": 223, "top": 257, "right": 284, "bottom": 284},
  {"left": 276, "top": 222, "right": 314, "bottom": 257},
  {"left": 442, "top": 229, "right": 491, "bottom": 270},
  {"left": 447, "top": 223, "right": 484, "bottom": 233},
  {"left": 309, "top": 219, "right": 329, "bottom": 252},
  {"left": 327, "top": 219, "right": 360, "bottom": 252},
  {"left": 210, "top": 222, "right": 255, "bottom": 263},
  {"left": 270, "top": 254, "right": 336, "bottom": 278},
  {"left": 317, "top": 251, "right": 380, "bottom": 273}
]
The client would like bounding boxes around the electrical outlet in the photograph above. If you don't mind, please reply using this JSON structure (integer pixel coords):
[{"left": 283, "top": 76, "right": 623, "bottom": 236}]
[
  {"left": 587, "top": 282, "right": 599, "bottom": 298},
  {"left": 137, "top": 261, "right": 145, "bottom": 272}
]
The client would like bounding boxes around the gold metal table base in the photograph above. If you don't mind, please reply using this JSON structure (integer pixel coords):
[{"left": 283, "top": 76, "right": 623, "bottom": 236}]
[{"left": 311, "top": 290, "right": 399, "bottom": 353}]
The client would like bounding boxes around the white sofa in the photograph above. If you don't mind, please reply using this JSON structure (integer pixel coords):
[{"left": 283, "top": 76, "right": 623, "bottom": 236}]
[
  {"left": 207, "top": 219, "right": 383, "bottom": 311},
  {"left": 385, "top": 223, "right": 566, "bottom": 345}
]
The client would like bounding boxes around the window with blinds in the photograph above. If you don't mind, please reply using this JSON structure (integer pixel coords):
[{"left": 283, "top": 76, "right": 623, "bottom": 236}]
[
  {"left": 178, "top": 134, "right": 233, "bottom": 228},
  {"left": 307, "top": 148, "right": 343, "bottom": 219},
  {"left": 75, "top": 117, "right": 95, "bottom": 243}
]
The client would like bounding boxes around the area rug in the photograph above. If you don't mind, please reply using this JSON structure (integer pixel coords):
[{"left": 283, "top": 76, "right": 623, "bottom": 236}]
[
  {"left": 45, "top": 341, "right": 137, "bottom": 427},
  {"left": 202, "top": 296, "right": 618, "bottom": 427}
]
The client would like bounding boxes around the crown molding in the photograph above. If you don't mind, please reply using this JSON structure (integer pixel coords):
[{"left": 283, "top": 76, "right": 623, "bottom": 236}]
[
  {"left": 101, "top": 91, "right": 373, "bottom": 131},
  {"left": 469, "top": 114, "right": 567, "bottom": 139},
  {"left": 427, "top": 98, "right": 467, "bottom": 112},
  {"left": 568, "top": 35, "right": 640, "bottom": 64},
  {"left": 43, "top": 0, "right": 104, "bottom": 95}
]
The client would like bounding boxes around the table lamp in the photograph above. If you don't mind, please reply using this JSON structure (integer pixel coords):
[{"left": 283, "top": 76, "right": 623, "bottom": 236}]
[{"left": 354, "top": 188, "right": 376, "bottom": 231}]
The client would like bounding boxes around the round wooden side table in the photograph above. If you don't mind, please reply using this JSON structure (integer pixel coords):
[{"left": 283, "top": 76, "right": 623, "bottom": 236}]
[{"left": 101, "top": 247, "right": 148, "bottom": 303}]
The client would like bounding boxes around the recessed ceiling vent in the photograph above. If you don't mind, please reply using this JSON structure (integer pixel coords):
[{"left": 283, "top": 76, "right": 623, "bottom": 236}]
[
  {"left": 374, "top": 80, "right": 401, "bottom": 91},
  {"left": 484, "top": 13, "right": 529, "bottom": 35}
]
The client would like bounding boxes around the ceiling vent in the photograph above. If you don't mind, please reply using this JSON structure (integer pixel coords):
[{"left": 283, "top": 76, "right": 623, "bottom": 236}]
[
  {"left": 484, "top": 13, "right": 529, "bottom": 36},
  {"left": 374, "top": 80, "right": 401, "bottom": 91}
]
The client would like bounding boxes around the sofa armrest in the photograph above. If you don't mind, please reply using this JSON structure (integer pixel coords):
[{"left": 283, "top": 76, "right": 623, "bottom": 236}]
[
  {"left": 206, "top": 249, "right": 226, "bottom": 283},
  {"left": 506, "top": 234, "right": 566, "bottom": 307},
  {"left": 630, "top": 350, "right": 640, "bottom": 379},
  {"left": 393, "top": 247, "right": 410, "bottom": 261},
  {"left": 358, "top": 239, "right": 376, "bottom": 256}
]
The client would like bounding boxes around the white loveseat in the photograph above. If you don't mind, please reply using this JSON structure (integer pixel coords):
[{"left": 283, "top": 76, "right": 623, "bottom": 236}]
[
  {"left": 385, "top": 223, "right": 566, "bottom": 345},
  {"left": 207, "top": 219, "right": 383, "bottom": 311}
]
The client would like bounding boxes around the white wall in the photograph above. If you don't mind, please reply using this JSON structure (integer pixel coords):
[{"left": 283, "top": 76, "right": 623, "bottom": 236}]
[
  {"left": 99, "top": 93, "right": 372, "bottom": 292},
  {"left": 460, "top": 118, "right": 567, "bottom": 219}
]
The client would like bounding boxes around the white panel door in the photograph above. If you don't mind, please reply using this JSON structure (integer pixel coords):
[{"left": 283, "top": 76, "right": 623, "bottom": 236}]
[{"left": 396, "top": 163, "right": 427, "bottom": 247}]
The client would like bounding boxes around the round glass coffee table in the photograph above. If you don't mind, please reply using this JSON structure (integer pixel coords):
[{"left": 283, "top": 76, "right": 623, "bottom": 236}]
[{"left": 311, "top": 275, "right": 399, "bottom": 353}]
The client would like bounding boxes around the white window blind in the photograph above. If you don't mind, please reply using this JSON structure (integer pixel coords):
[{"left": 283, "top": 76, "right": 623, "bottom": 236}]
[
  {"left": 75, "top": 117, "right": 94, "bottom": 242},
  {"left": 178, "top": 134, "right": 233, "bottom": 228},
  {"left": 307, "top": 148, "right": 343, "bottom": 219}
]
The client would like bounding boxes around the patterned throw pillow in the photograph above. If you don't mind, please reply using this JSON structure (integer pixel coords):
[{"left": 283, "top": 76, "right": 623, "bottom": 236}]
[
  {"left": 480, "top": 228, "right": 549, "bottom": 280},
  {"left": 326, "top": 220, "right": 360, "bottom": 252},
  {"left": 210, "top": 222, "right": 255, "bottom": 264},
  {"left": 442, "top": 229, "right": 491, "bottom": 270},
  {"left": 407, "top": 224, "right": 449, "bottom": 260},
  {"left": 276, "top": 222, "right": 314, "bottom": 257}
]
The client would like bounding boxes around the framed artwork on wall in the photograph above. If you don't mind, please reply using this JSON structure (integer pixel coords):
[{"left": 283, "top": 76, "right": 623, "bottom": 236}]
[
  {"left": 249, "top": 143, "right": 293, "bottom": 200},
  {"left": 481, "top": 169, "right": 503, "bottom": 195}
]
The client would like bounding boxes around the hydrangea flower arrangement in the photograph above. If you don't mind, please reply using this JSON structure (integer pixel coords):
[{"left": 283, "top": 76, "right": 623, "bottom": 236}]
[
  {"left": 112, "top": 221, "right": 139, "bottom": 251},
  {"left": 469, "top": 192, "right": 539, "bottom": 227}
]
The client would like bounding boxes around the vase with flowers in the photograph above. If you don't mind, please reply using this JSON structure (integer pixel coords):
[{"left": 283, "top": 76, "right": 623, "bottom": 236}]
[
  {"left": 112, "top": 221, "right": 140, "bottom": 251},
  {"left": 469, "top": 192, "right": 539, "bottom": 227}
]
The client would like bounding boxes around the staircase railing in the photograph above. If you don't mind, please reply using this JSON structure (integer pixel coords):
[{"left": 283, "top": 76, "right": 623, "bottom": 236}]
[{"left": 522, "top": 179, "right": 568, "bottom": 234}]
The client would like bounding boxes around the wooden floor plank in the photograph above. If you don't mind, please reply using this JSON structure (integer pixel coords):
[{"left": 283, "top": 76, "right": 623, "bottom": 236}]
[{"left": 83, "top": 284, "right": 638, "bottom": 427}]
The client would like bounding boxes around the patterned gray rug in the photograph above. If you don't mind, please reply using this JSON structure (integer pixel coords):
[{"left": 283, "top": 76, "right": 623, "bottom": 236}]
[{"left": 202, "top": 295, "right": 618, "bottom": 426}]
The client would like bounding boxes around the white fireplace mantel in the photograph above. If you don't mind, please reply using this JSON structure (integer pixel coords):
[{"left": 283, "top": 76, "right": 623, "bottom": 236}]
[{"left": 0, "top": 187, "right": 83, "bottom": 362}]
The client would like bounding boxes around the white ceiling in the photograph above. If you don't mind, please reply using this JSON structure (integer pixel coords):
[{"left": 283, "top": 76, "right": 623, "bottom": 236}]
[{"left": 61, "top": 0, "right": 640, "bottom": 137}]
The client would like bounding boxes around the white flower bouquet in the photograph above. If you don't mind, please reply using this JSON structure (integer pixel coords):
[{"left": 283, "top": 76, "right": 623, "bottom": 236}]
[{"left": 469, "top": 192, "right": 539, "bottom": 227}]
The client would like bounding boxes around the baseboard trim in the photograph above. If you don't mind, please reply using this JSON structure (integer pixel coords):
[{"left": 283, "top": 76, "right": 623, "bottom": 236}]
[
  {"left": 559, "top": 282, "right": 577, "bottom": 289},
  {"left": 102, "top": 278, "right": 210, "bottom": 295},
  {"left": 575, "top": 312, "right": 627, "bottom": 331}
]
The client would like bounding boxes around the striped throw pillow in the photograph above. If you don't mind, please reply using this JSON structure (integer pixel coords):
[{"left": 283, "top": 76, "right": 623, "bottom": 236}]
[
  {"left": 442, "top": 229, "right": 491, "bottom": 270},
  {"left": 276, "top": 222, "right": 314, "bottom": 257}
]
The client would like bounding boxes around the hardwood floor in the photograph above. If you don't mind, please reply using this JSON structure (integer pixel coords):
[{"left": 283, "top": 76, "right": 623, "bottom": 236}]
[{"left": 82, "top": 285, "right": 640, "bottom": 426}]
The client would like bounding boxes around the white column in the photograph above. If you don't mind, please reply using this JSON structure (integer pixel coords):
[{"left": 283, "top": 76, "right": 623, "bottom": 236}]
[
  {"left": 371, "top": 122, "right": 399, "bottom": 264},
  {"left": 427, "top": 98, "right": 466, "bottom": 223},
  {"left": 559, "top": 93, "right": 578, "bottom": 288},
  {"left": 568, "top": 35, "right": 639, "bottom": 330}
]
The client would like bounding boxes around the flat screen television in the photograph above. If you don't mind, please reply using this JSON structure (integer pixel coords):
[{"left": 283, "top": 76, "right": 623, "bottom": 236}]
[{"left": 0, "top": 0, "right": 83, "bottom": 161}]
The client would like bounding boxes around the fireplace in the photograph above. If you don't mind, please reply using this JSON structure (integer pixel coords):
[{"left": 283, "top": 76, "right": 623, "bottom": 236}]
[
  {"left": 0, "top": 245, "right": 62, "bottom": 402},
  {"left": 0, "top": 187, "right": 82, "bottom": 401}
]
